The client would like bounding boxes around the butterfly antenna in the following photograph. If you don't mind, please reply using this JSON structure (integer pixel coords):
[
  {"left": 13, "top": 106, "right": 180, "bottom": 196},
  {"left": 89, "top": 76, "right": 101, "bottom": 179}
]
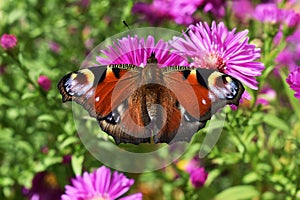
[
  {"left": 122, "top": 20, "right": 131, "bottom": 31},
  {"left": 122, "top": 20, "right": 151, "bottom": 62},
  {"left": 168, "top": 28, "right": 190, "bottom": 55}
]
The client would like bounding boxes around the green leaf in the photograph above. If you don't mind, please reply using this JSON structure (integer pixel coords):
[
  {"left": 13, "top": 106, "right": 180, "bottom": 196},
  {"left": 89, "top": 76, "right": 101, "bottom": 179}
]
[
  {"left": 37, "top": 114, "right": 56, "bottom": 122},
  {"left": 59, "top": 136, "right": 79, "bottom": 149},
  {"left": 71, "top": 155, "right": 84, "bottom": 176},
  {"left": 215, "top": 185, "right": 259, "bottom": 200},
  {"left": 262, "top": 114, "right": 290, "bottom": 132}
]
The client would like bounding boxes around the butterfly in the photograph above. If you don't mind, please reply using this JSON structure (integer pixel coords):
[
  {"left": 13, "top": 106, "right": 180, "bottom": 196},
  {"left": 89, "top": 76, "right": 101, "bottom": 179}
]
[{"left": 57, "top": 52, "right": 244, "bottom": 144}]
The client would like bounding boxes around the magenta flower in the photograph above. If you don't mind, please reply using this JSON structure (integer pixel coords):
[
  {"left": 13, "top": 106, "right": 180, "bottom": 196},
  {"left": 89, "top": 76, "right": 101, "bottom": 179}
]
[
  {"left": 171, "top": 21, "right": 264, "bottom": 91},
  {"left": 254, "top": 3, "right": 281, "bottom": 24},
  {"left": 96, "top": 35, "right": 188, "bottom": 67},
  {"left": 48, "top": 41, "right": 61, "bottom": 53},
  {"left": 183, "top": 156, "right": 201, "bottom": 174},
  {"left": 276, "top": 29, "right": 300, "bottom": 71},
  {"left": 281, "top": 9, "right": 300, "bottom": 27},
  {"left": 286, "top": 67, "right": 300, "bottom": 99},
  {"left": 23, "top": 171, "right": 63, "bottom": 200},
  {"left": 231, "top": 0, "right": 254, "bottom": 22},
  {"left": 0, "top": 33, "right": 17, "bottom": 50},
  {"left": 132, "top": 0, "right": 202, "bottom": 25},
  {"left": 38, "top": 75, "right": 52, "bottom": 91},
  {"left": 62, "top": 166, "right": 142, "bottom": 200},
  {"left": 201, "top": 0, "right": 226, "bottom": 19},
  {"left": 189, "top": 167, "right": 208, "bottom": 188},
  {"left": 256, "top": 86, "right": 276, "bottom": 105},
  {"left": 177, "top": 157, "right": 208, "bottom": 188}
]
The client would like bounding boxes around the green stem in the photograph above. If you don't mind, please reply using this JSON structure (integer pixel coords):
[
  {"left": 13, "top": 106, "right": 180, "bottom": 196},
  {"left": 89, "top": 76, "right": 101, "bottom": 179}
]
[{"left": 10, "top": 53, "right": 37, "bottom": 87}]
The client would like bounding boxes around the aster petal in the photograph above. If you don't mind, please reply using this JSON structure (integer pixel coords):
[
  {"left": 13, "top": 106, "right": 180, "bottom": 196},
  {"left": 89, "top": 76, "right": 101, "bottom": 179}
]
[
  {"left": 94, "top": 166, "right": 111, "bottom": 195},
  {"left": 97, "top": 35, "right": 187, "bottom": 67},
  {"left": 119, "top": 193, "right": 143, "bottom": 200},
  {"left": 82, "top": 171, "right": 96, "bottom": 194},
  {"left": 109, "top": 172, "right": 134, "bottom": 198}
]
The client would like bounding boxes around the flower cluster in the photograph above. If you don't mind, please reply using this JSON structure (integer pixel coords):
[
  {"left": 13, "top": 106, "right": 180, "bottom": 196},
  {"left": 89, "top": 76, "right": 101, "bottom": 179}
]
[
  {"left": 231, "top": 1, "right": 300, "bottom": 27},
  {"left": 132, "top": 0, "right": 203, "bottom": 25}
]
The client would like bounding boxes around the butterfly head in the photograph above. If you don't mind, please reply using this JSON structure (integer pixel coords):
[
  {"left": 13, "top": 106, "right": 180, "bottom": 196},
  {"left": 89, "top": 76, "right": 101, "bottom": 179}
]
[{"left": 147, "top": 52, "right": 158, "bottom": 64}]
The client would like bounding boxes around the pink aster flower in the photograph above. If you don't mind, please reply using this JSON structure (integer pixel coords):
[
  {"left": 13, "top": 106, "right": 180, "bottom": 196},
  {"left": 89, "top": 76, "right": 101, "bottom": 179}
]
[
  {"left": 0, "top": 33, "right": 17, "bottom": 50},
  {"left": 276, "top": 29, "right": 300, "bottom": 71},
  {"left": 38, "top": 75, "right": 52, "bottom": 91},
  {"left": 189, "top": 167, "right": 208, "bottom": 188},
  {"left": 171, "top": 21, "right": 264, "bottom": 91},
  {"left": 201, "top": 0, "right": 226, "bottom": 19},
  {"left": 281, "top": 9, "right": 300, "bottom": 27},
  {"left": 132, "top": 0, "right": 203, "bottom": 25},
  {"left": 176, "top": 157, "right": 208, "bottom": 188},
  {"left": 286, "top": 67, "right": 300, "bottom": 99},
  {"left": 96, "top": 35, "right": 188, "bottom": 67},
  {"left": 61, "top": 166, "right": 142, "bottom": 200},
  {"left": 231, "top": 0, "right": 254, "bottom": 22},
  {"left": 254, "top": 3, "right": 281, "bottom": 24},
  {"left": 256, "top": 86, "right": 276, "bottom": 105}
]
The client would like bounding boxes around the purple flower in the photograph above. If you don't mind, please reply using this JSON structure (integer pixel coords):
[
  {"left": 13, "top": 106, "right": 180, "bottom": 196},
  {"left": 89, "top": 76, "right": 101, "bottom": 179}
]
[
  {"left": 48, "top": 41, "right": 61, "bottom": 53},
  {"left": 281, "top": 9, "right": 300, "bottom": 27},
  {"left": 96, "top": 35, "right": 188, "bottom": 67},
  {"left": 201, "top": 0, "right": 226, "bottom": 18},
  {"left": 38, "top": 75, "right": 52, "bottom": 91},
  {"left": 189, "top": 167, "right": 208, "bottom": 188},
  {"left": 23, "top": 171, "right": 63, "bottom": 200},
  {"left": 80, "top": 0, "right": 90, "bottom": 7},
  {"left": 0, "top": 33, "right": 17, "bottom": 50},
  {"left": 184, "top": 156, "right": 201, "bottom": 174},
  {"left": 254, "top": 3, "right": 281, "bottom": 24},
  {"left": 132, "top": 0, "right": 203, "bottom": 25},
  {"left": 231, "top": 0, "right": 254, "bottom": 22},
  {"left": 256, "top": 86, "right": 276, "bottom": 105},
  {"left": 171, "top": 21, "right": 264, "bottom": 91},
  {"left": 276, "top": 29, "right": 300, "bottom": 71},
  {"left": 62, "top": 155, "right": 72, "bottom": 164},
  {"left": 61, "top": 166, "right": 142, "bottom": 200},
  {"left": 286, "top": 67, "right": 300, "bottom": 99}
]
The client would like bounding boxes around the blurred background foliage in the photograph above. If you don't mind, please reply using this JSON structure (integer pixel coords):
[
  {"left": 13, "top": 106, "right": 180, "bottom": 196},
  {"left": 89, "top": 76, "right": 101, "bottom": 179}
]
[{"left": 0, "top": 0, "right": 300, "bottom": 199}]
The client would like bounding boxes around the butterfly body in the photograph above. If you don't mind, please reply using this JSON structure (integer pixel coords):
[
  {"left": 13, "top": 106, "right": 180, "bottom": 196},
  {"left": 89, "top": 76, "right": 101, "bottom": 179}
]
[{"left": 58, "top": 53, "right": 244, "bottom": 144}]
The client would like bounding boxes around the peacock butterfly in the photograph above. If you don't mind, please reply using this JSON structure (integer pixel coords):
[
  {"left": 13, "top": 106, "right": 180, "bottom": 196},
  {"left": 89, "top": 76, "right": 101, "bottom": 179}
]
[{"left": 57, "top": 52, "right": 244, "bottom": 144}]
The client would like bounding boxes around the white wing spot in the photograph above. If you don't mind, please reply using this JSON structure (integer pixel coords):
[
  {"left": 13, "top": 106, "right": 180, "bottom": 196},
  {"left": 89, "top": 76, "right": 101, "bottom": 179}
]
[
  {"left": 202, "top": 99, "right": 207, "bottom": 105},
  {"left": 95, "top": 96, "right": 100, "bottom": 102}
]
